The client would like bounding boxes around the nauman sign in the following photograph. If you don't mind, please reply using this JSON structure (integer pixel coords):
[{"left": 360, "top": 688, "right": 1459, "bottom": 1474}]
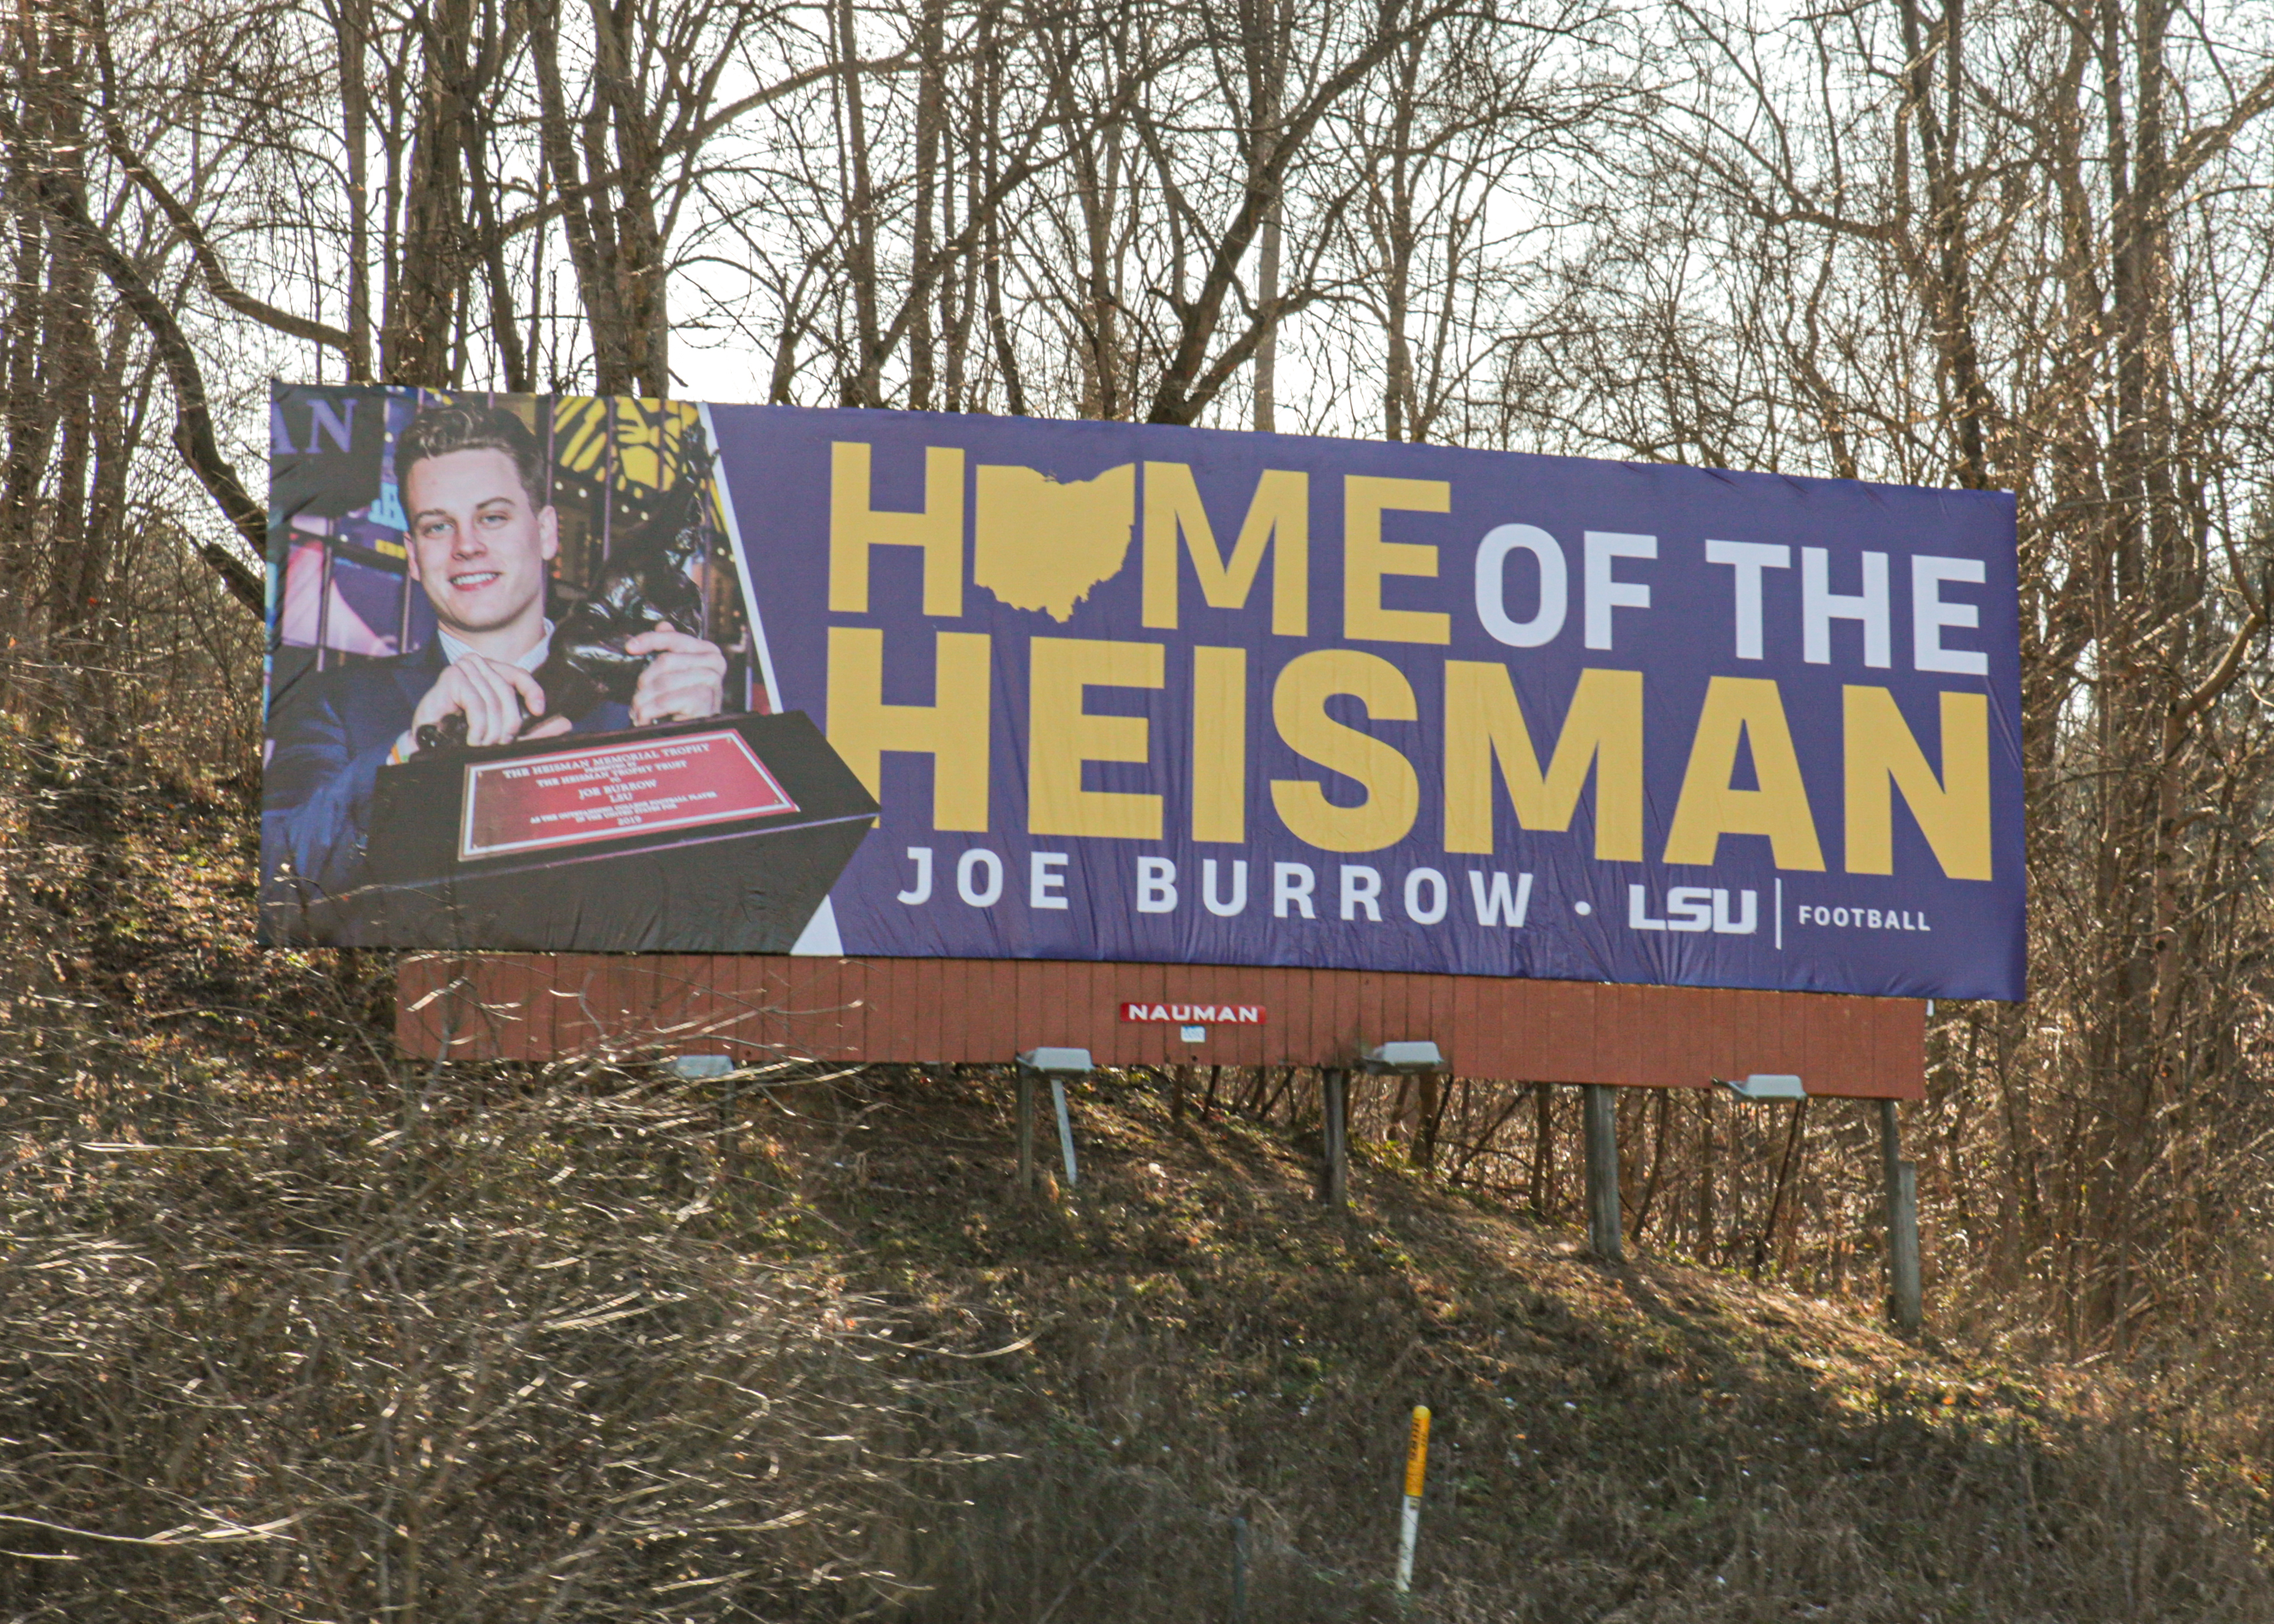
[{"left": 267, "top": 390, "right": 2022, "bottom": 1001}]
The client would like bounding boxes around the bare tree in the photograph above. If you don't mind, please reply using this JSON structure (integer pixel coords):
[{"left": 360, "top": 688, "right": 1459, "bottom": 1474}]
[{"left": 1501, "top": 0, "right": 2274, "bottom": 1346}]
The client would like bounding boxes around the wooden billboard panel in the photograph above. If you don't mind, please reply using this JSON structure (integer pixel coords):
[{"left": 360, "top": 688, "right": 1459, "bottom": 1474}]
[{"left": 397, "top": 955, "right": 1925, "bottom": 1099}]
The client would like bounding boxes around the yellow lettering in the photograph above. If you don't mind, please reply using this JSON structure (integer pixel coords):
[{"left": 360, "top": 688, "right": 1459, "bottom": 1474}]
[
  {"left": 1843, "top": 687, "right": 1992, "bottom": 878},
  {"left": 1443, "top": 664, "right": 1642, "bottom": 860},
  {"left": 1343, "top": 475, "right": 1451, "bottom": 644},
  {"left": 829, "top": 442, "right": 965, "bottom": 615},
  {"left": 1663, "top": 675, "right": 1825, "bottom": 869},
  {"left": 1029, "top": 637, "right": 1165, "bottom": 840},
  {"left": 827, "top": 626, "right": 991, "bottom": 830},
  {"left": 1141, "top": 463, "right": 1309, "bottom": 634},
  {"left": 1270, "top": 649, "right": 1420, "bottom": 852},
  {"left": 1192, "top": 645, "right": 1247, "bottom": 842}
]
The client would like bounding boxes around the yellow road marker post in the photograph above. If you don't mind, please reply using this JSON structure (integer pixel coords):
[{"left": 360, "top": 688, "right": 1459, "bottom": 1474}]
[{"left": 1397, "top": 1404, "right": 1430, "bottom": 1593}]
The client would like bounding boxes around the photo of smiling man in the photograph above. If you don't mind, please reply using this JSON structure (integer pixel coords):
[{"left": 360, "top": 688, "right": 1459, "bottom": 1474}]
[{"left": 262, "top": 400, "right": 729, "bottom": 928}]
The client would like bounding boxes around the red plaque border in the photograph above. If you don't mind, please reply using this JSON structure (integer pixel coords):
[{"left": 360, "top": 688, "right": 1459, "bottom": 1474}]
[{"left": 457, "top": 729, "right": 797, "bottom": 862}]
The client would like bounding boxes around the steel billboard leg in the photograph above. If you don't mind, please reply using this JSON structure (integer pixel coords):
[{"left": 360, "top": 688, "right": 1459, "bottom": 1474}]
[
  {"left": 1881, "top": 1099, "right": 1923, "bottom": 1332},
  {"left": 1017, "top": 1069, "right": 1036, "bottom": 1195},
  {"left": 1050, "top": 1075, "right": 1080, "bottom": 1188},
  {"left": 1584, "top": 1083, "right": 1622, "bottom": 1261}
]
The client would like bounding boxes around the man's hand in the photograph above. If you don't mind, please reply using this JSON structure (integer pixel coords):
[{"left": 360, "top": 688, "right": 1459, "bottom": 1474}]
[
  {"left": 626, "top": 626, "right": 727, "bottom": 725},
  {"left": 407, "top": 655, "right": 558, "bottom": 750}
]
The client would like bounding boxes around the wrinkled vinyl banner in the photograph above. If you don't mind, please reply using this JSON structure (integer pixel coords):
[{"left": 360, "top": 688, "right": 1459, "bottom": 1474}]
[{"left": 264, "top": 386, "right": 2023, "bottom": 1000}]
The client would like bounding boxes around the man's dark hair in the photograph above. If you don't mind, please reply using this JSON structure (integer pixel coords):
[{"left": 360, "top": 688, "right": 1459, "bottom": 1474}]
[{"left": 396, "top": 402, "right": 548, "bottom": 507}]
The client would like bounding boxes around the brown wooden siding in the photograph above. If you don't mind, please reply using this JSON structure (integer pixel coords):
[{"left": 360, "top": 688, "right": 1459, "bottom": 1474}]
[{"left": 397, "top": 954, "right": 1925, "bottom": 1099}]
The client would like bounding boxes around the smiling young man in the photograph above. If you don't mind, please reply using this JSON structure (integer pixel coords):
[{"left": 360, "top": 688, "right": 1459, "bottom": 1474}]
[{"left": 262, "top": 402, "right": 727, "bottom": 922}]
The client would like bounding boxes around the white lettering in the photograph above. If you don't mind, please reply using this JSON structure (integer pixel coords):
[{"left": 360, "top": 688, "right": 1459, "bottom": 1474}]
[
  {"left": 1274, "top": 862, "right": 1316, "bottom": 919},
  {"left": 1475, "top": 524, "right": 1567, "bottom": 647},
  {"left": 1703, "top": 540, "right": 1791, "bottom": 659},
  {"left": 1341, "top": 864, "right": 1384, "bottom": 922},
  {"left": 1404, "top": 867, "right": 1449, "bottom": 924},
  {"left": 1202, "top": 858, "right": 1249, "bottom": 918},
  {"left": 897, "top": 845, "right": 933, "bottom": 906},
  {"left": 1469, "top": 870, "right": 1534, "bottom": 928},
  {"left": 1031, "top": 851, "right": 1070, "bottom": 910},
  {"left": 956, "top": 848, "right": 1003, "bottom": 907},
  {"left": 1628, "top": 883, "right": 1668, "bottom": 930},
  {"left": 1584, "top": 531, "right": 1656, "bottom": 649},
  {"left": 1137, "top": 856, "right": 1178, "bottom": 913},
  {"left": 1913, "top": 555, "right": 1989, "bottom": 675},
  {"left": 1803, "top": 547, "right": 1891, "bottom": 667},
  {"left": 1666, "top": 886, "right": 1715, "bottom": 932},
  {"left": 1715, "top": 888, "right": 1758, "bottom": 934}
]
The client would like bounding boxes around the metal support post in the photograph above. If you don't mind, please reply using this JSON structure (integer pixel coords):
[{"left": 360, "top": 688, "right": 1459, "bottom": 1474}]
[
  {"left": 1880, "top": 1099, "right": 1922, "bottom": 1332},
  {"left": 1016, "top": 1070, "right": 1037, "bottom": 1193},
  {"left": 1583, "top": 1083, "right": 1622, "bottom": 1260},
  {"left": 1322, "top": 1069, "right": 1350, "bottom": 1207},
  {"left": 1878, "top": 1096, "right": 1900, "bottom": 1195},
  {"left": 1891, "top": 1163, "right": 1922, "bottom": 1332},
  {"left": 1051, "top": 1076, "right": 1080, "bottom": 1188}
]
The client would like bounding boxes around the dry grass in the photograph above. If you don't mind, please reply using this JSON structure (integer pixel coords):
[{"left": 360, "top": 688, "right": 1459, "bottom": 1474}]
[
  {"left": 812, "top": 1067, "right": 2274, "bottom": 1621},
  {"left": 0, "top": 728, "right": 2267, "bottom": 1621}
]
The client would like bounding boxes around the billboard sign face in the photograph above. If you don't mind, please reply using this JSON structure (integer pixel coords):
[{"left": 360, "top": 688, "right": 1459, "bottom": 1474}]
[{"left": 264, "top": 387, "right": 2023, "bottom": 1000}]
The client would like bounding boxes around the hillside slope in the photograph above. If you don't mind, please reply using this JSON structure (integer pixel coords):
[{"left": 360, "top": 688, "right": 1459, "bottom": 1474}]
[{"left": 801, "top": 1066, "right": 2271, "bottom": 1621}]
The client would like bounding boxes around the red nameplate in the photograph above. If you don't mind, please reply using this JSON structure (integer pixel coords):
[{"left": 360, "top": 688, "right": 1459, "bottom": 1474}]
[
  {"left": 1120, "top": 1002, "right": 1266, "bottom": 1025},
  {"left": 459, "top": 729, "right": 798, "bottom": 862}
]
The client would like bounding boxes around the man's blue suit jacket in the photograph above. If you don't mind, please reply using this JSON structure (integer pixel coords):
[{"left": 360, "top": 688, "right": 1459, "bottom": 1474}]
[{"left": 262, "top": 641, "right": 633, "bottom": 906}]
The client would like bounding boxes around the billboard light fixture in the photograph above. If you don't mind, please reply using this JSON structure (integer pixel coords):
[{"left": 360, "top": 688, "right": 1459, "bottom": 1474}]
[
  {"left": 1017, "top": 1047, "right": 1094, "bottom": 1076},
  {"left": 1719, "top": 1073, "right": 1807, "bottom": 1102},
  {"left": 1362, "top": 1041, "right": 1444, "bottom": 1074},
  {"left": 1013, "top": 1049, "right": 1089, "bottom": 1189}
]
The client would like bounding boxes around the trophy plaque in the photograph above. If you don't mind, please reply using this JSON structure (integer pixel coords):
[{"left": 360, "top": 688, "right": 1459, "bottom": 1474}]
[
  {"left": 335, "top": 710, "right": 877, "bottom": 951},
  {"left": 455, "top": 728, "right": 799, "bottom": 862}
]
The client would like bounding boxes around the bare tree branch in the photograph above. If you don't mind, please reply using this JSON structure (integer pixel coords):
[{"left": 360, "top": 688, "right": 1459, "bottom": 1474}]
[{"left": 0, "top": 101, "right": 264, "bottom": 614}]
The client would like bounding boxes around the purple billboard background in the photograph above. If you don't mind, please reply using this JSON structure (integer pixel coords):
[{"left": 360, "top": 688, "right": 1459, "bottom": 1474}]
[{"left": 712, "top": 407, "right": 2023, "bottom": 1001}]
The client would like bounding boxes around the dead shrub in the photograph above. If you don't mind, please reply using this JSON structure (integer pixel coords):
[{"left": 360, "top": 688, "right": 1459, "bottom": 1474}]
[{"left": 0, "top": 1055, "right": 953, "bottom": 1620}]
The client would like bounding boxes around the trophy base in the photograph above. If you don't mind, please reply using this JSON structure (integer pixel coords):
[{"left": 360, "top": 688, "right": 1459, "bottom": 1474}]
[{"left": 270, "top": 711, "right": 877, "bottom": 953}]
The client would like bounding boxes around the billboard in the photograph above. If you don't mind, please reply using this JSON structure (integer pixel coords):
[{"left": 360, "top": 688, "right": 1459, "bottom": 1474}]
[{"left": 264, "top": 386, "right": 2023, "bottom": 1001}]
